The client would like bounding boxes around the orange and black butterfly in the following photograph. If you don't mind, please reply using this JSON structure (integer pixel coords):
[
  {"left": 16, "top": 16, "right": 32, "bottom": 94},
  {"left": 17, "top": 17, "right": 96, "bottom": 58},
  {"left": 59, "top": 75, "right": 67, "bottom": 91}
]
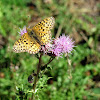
[{"left": 13, "top": 17, "right": 55, "bottom": 54}]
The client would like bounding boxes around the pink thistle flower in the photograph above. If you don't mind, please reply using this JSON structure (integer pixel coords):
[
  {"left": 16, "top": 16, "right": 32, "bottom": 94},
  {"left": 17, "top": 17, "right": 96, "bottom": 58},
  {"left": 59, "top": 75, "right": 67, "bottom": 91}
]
[
  {"left": 52, "top": 34, "right": 75, "bottom": 57},
  {"left": 41, "top": 42, "right": 53, "bottom": 54},
  {"left": 18, "top": 26, "right": 27, "bottom": 36},
  {"left": 42, "top": 34, "right": 75, "bottom": 58}
]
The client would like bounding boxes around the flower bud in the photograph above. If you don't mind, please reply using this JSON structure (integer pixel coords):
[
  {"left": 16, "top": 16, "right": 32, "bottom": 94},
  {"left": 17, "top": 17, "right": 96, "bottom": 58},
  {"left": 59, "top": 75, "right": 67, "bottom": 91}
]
[{"left": 28, "top": 75, "right": 34, "bottom": 83}]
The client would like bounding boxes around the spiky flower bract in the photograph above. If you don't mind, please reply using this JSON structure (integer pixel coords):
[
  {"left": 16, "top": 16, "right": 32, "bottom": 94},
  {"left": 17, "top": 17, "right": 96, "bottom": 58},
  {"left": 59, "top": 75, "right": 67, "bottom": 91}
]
[{"left": 18, "top": 26, "right": 27, "bottom": 36}]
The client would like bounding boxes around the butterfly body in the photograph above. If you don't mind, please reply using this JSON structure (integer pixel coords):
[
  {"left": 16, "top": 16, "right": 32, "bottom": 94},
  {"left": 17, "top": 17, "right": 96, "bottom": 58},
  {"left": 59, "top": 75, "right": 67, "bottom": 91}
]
[
  {"left": 13, "top": 17, "right": 55, "bottom": 54},
  {"left": 27, "top": 28, "right": 41, "bottom": 44}
]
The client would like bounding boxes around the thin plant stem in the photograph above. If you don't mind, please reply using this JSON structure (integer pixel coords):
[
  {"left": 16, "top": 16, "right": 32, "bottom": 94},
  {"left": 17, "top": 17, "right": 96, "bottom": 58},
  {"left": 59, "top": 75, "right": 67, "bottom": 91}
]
[
  {"left": 31, "top": 55, "right": 55, "bottom": 100},
  {"left": 67, "top": 55, "right": 75, "bottom": 100},
  {"left": 32, "top": 53, "right": 43, "bottom": 100},
  {"left": 41, "top": 57, "right": 55, "bottom": 70}
]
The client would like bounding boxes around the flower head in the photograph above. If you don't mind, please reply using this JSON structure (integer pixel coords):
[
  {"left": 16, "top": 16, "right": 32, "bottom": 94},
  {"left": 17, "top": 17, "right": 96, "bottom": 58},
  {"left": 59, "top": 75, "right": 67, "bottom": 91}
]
[
  {"left": 42, "top": 34, "right": 75, "bottom": 58},
  {"left": 52, "top": 34, "right": 75, "bottom": 57},
  {"left": 18, "top": 26, "right": 27, "bottom": 36},
  {"left": 41, "top": 42, "right": 53, "bottom": 54}
]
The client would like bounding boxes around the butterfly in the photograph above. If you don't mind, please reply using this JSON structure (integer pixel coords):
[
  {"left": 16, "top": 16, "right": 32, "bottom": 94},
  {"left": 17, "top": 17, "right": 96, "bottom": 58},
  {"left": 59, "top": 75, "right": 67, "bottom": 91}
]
[{"left": 13, "top": 17, "right": 55, "bottom": 54}]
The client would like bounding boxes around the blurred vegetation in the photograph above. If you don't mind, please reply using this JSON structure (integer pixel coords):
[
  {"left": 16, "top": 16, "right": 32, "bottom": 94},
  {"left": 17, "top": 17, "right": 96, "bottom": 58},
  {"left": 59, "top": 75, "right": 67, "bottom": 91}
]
[{"left": 0, "top": 0, "right": 100, "bottom": 100}]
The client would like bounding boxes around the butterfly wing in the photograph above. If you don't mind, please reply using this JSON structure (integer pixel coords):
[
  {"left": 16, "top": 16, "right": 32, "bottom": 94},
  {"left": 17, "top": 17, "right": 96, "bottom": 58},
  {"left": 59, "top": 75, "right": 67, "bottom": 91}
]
[
  {"left": 13, "top": 33, "right": 41, "bottom": 54},
  {"left": 32, "top": 17, "right": 55, "bottom": 45}
]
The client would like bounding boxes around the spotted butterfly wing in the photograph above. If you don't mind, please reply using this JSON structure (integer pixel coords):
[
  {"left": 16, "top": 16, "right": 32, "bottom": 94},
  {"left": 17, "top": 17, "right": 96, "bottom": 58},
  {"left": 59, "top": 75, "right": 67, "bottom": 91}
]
[
  {"left": 32, "top": 17, "right": 55, "bottom": 45},
  {"left": 13, "top": 31, "right": 41, "bottom": 54}
]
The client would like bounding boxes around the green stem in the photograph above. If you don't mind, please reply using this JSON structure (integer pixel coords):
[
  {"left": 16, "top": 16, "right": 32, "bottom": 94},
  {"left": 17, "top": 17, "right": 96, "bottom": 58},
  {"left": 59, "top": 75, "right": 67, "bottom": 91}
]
[
  {"left": 32, "top": 53, "right": 42, "bottom": 100},
  {"left": 41, "top": 57, "right": 55, "bottom": 70},
  {"left": 31, "top": 55, "right": 55, "bottom": 100},
  {"left": 67, "top": 55, "right": 75, "bottom": 100}
]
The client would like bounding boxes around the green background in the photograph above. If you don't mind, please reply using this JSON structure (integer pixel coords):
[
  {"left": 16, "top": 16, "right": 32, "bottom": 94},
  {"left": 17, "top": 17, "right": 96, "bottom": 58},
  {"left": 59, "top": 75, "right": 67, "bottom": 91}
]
[{"left": 0, "top": 0, "right": 100, "bottom": 100}]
